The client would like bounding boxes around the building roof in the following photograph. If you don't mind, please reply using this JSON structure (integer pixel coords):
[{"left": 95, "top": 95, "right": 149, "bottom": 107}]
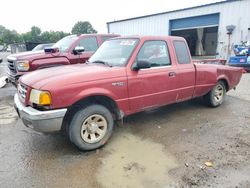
[{"left": 107, "top": 0, "right": 240, "bottom": 24}]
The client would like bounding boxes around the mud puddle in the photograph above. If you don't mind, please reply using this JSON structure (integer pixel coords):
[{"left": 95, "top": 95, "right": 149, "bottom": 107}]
[
  {"left": 98, "top": 133, "right": 178, "bottom": 188},
  {"left": 0, "top": 104, "right": 17, "bottom": 125}
]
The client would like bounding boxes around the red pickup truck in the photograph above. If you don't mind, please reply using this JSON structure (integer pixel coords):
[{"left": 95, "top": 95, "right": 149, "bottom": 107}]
[
  {"left": 7, "top": 34, "right": 119, "bottom": 85},
  {"left": 14, "top": 36, "right": 242, "bottom": 151}
]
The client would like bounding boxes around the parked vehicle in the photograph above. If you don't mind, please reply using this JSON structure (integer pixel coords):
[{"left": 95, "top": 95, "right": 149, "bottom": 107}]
[
  {"left": 31, "top": 43, "right": 55, "bottom": 51},
  {"left": 6, "top": 46, "right": 11, "bottom": 52},
  {"left": 228, "top": 43, "right": 250, "bottom": 72},
  {"left": 6, "top": 34, "right": 119, "bottom": 85},
  {"left": 14, "top": 36, "right": 242, "bottom": 151}
]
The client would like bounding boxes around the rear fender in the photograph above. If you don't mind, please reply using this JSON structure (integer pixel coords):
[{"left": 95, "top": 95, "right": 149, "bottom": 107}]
[{"left": 216, "top": 75, "right": 230, "bottom": 91}]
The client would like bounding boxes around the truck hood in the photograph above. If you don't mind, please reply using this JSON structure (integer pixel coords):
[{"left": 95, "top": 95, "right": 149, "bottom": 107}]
[
  {"left": 7, "top": 50, "right": 64, "bottom": 61},
  {"left": 20, "top": 63, "right": 126, "bottom": 89}
]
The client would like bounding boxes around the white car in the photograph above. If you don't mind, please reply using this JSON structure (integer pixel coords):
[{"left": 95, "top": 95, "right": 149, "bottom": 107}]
[{"left": 6, "top": 46, "right": 11, "bottom": 52}]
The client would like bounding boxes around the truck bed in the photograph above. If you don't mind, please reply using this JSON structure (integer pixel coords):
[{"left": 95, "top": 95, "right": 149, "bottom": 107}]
[
  {"left": 193, "top": 63, "right": 242, "bottom": 97},
  {"left": 193, "top": 59, "right": 226, "bottom": 65}
]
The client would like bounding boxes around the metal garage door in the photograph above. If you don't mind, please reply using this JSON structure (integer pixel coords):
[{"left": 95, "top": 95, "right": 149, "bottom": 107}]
[{"left": 170, "top": 13, "right": 220, "bottom": 31}]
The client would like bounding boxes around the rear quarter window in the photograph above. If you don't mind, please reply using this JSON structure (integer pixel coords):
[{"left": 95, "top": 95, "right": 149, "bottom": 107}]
[{"left": 173, "top": 41, "right": 191, "bottom": 64}]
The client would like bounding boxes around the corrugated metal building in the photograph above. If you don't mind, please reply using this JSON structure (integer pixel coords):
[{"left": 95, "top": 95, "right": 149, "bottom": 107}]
[{"left": 107, "top": 0, "right": 250, "bottom": 59}]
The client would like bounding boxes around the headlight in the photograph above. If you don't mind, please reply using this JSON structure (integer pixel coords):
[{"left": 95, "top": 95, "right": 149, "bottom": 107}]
[
  {"left": 29, "top": 89, "right": 52, "bottom": 105},
  {"left": 16, "top": 60, "right": 30, "bottom": 71}
]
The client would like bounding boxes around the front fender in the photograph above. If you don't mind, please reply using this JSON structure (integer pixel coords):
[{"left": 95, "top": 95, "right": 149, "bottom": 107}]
[
  {"left": 72, "top": 87, "right": 117, "bottom": 105},
  {"left": 67, "top": 87, "right": 129, "bottom": 115}
]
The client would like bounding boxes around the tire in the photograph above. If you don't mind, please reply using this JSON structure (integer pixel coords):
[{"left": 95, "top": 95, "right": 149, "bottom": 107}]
[
  {"left": 68, "top": 104, "right": 114, "bottom": 151},
  {"left": 203, "top": 81, "right": 226, "bottom": 107}
]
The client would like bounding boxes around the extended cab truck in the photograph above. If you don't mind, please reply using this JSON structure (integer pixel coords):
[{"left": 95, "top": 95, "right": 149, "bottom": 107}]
[
  {"left": 7, "top": 34, "right": 119, "bottom": 85},
  {"left": 14, "top": 36, "right": 242, "bottom": 151}
]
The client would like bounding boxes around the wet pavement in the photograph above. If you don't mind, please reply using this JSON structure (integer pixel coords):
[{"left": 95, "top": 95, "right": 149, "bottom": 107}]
[
  {"left": 0, "top": 56, "right": 250, "bottom": 187},
  {"left": 0, "top": 52, "right": 9, "bottom": 77}
]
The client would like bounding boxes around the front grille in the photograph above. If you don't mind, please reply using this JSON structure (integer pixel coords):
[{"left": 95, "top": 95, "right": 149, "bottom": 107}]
[
  {"left": 8, "top": 59, "right": 17, "bottom": 73},
  {"left": 18, "top": 84, "right": 27, "bottom": 100}
]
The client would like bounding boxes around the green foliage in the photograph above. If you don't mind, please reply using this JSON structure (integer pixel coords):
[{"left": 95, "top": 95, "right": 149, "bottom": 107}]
[
  {"left": 22, "top": 26, "right": 69, "bottom": 43},
  {"left": 0, "top": 25, "right": 6, "bottom": 37},
  {"left": 31, "top": 26, "right": 41, "bottom": 36},
  {"left": 0, "top": 25, "right": 22, "bottom": 45},
  {"left": 0, "top": 21, "right": 97, "bottom": 45},
  {"left": 71, "top": 21, "right": 97, "bottom": 35},
  {"left": 40, "top": 31, "right": 69, "bottom": 43}
]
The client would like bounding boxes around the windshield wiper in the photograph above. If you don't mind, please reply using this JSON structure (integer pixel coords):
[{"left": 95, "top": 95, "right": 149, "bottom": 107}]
[{"left": 91, "top": 60, "right": 112, "bottom": 67}]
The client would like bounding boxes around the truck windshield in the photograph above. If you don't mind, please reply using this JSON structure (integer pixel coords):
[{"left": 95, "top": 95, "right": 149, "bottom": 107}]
[
  {"left": 52, "top": 35, "right": 78, "bottom": 52},
  {"left": 89, "top": 39, "right": 139, "bottom": 67}
]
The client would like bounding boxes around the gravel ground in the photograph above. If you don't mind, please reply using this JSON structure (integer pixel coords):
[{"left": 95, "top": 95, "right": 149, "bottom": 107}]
[{"left": 0, "top": 59, "right": 249, "bottom": 187}]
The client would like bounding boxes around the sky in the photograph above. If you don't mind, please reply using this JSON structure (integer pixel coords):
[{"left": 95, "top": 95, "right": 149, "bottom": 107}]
[{"left": 0, "top": 0, "right": 225, "bottom": 34}]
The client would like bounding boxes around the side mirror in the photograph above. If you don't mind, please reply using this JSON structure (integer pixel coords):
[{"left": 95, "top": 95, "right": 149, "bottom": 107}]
[
  {"left": 133, "top": 60, "right": 151, "bottom": 71},
  {"left": 0, "top": 58, "right": 2, "bottom": 64},
  {"left": 73, "top": 46, "right": 85, "bottom": 55}
]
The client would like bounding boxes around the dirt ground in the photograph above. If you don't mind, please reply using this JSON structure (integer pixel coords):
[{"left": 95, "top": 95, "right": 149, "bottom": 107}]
[{"left": 0, "top": 52, "right": 249, "bottom": 187}]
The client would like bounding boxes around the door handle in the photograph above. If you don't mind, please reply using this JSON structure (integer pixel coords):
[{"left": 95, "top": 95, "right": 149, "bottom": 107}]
[{"left": 168, "top": 72, "right": 176, "bottom": 77}]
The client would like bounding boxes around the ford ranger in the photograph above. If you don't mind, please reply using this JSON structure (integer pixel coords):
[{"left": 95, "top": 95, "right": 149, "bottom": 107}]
[
  {"left": 14, "top": 36, "right": 242, "bottom": 151},
  {"left": 7, "top": 34, "right": 119, "bottom": 85}
]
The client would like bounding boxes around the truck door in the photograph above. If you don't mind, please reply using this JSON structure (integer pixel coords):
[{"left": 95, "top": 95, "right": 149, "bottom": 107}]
[
  {"left": 127, "top": 40, "right": 178, "bottom": 112},
  {"left": 173, "top": 40, "right": 196, "bottom": 101},
  {"left": 72, "top": 36, "right": 99, "bottom": 64}
]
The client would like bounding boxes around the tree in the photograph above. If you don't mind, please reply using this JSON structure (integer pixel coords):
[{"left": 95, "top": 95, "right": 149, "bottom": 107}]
[
  {"left": 40, "top": 31, "right": 69, "bottom": 43},
  {"left": 22, "top": 26, "right": 69, "bottom": 44},
  {"left": 22, "top": 32, "right": 32, "bottom": 43},
  {"left": 0, "top": 25, "right": 7, "bottom": 44},
  {"left": 29, "top": 26, "right": 42, "bottom": 43},
  {"left": 0, "top": 25, "right": 22, "bottom": 45},
  {"left": 22, "top": 26, "right": 45, "bottom": 43},
  {"left": 0, "top": 25, "right": 69, "bottom": 45},
  {"left": 71, "top": 21, "right": 97, "bottom": 34},
  {"left": 31, "top": 26, "right": 41, "bottom": 37},
  {"left": 0, "top": 25, "right": 6, "bottom": 36}
]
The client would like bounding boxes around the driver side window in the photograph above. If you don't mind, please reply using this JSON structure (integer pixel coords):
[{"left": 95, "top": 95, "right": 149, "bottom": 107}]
[
  {"left": 136, "top": 40, "right": 171, "bottom": 67},
  {"left": 77, "top": 37, "right": 98, "bottom": 52}
]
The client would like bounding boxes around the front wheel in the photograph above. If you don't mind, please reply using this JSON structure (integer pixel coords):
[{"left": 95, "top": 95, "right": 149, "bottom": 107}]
[
  {"left": 203, "top": 81, "right": 226, "bottom": 107},
  {"left": 68, "top": 104, "right": 114, "bottom": 151}
]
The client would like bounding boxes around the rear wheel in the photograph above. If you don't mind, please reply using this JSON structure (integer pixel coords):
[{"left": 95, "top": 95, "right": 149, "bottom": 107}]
[
  {"left": 68, "top": 104, "right": 114, "bottom": 151},
  {"left": 204, "top": 81, "right": 226, "bottom": 107}
]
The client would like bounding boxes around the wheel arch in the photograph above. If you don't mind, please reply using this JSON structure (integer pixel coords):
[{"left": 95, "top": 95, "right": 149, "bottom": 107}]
[
  {"left": 62, "top": 95, "right": 123, "bottom": 132},
  {"left": 217, "top": 78, "right": 229, "bottom": 91}
]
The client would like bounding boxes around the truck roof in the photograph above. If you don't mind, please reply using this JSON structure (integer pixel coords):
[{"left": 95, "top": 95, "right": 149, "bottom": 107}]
[
  {"left": 77, "top": 33, "right": 120, "bottom": 37},
  {"left": 113, "top": 35, "right": 185, "bottom": 41}
]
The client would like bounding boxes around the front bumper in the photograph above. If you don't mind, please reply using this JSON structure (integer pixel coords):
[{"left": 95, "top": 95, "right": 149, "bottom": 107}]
[
  {"left": 7, "top": 71, "right": 24, "bottom": 86},
  {"left": 14, "top": 94, "right": 67, "bottom": 133}
]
